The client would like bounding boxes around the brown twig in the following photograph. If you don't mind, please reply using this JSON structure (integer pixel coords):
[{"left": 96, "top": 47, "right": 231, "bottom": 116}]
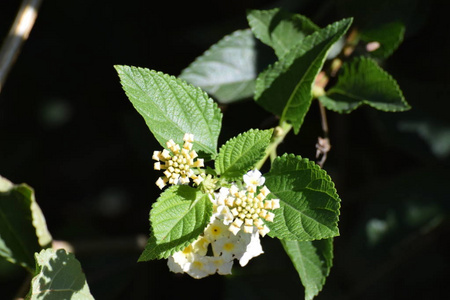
[
  {"left": 0, "top": 0, "right": 43, "bottom": 93},
  {"left": 314, "top": 28, "right": 360, "bottom": 167},
  {"left": 316, "top": 101, "right": 331, "bottom": 167}
]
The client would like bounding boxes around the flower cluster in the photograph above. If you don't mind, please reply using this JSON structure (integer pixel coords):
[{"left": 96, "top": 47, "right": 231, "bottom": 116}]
[
  {"left": 152, "top": 133, "right": 205, "bottom": 189},
  {"left": 211, "top": 170, "right": 280, "bottom": 237},
  {"left": 151, "top": 135, "right": 280, "bottom": 279},
  {"left": 167, "top": 219, "right": 263, "bottom": 278},
  {"left": 167, "top": 170, "right": 279, "bottom": 279}
]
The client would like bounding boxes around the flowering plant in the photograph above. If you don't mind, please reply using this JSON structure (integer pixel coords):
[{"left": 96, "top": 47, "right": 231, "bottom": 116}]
[
  {"left": 0, "top": 6, "right": 412, "bottom": 300},
  {"left": 113, "top": 7, "right": 410, "bottom": 299}
]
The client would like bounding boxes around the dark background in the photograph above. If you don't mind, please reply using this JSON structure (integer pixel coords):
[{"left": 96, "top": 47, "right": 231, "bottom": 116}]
[{"left": 1, "top": 0, "right": 449, "bottom": 299}]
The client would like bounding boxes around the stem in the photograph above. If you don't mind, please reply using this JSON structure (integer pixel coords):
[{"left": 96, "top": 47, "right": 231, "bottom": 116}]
[
  {"left": 319, "top": 101, "right": 329, "bottom": 136},
  {"left": 0, "top": 0, "right": 43, "bottom": 93},
  {"left": 313, "top": 28, "right": 360, "bottom": 167},
  {"left": 255, "top": 121, "right": 292, "bottom": 170},
  {"left": 316, "top": 101, "right": 331, "bottom": 167}
]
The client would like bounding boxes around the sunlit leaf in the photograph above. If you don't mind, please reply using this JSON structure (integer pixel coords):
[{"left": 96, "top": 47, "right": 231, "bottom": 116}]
[
  {"left": 255, "top": 18, "right": 352, "bottom": 134},
  {"left": 215, "top": 129, "right": 273, "bottom": 180},
  {"left": 139, "top": 185, "right": 212, "bottom": 260},
  {"left": 115, "top": 65, "right": 222, "bottom": 157},
  {"left": 264, "top": 154, "right": 340, "bottom": 240}
]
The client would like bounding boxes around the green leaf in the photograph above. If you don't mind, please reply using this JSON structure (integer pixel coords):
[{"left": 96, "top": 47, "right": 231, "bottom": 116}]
[
  {"left": 215, "top": 129, "right": 273, "bottom": 180},
  {"left": 319, "top": 57, "right": 410, "bottom": 113},
  {"left": 115, "top": 65, "right": 222, "bottom": 156},
  {"left": 360, "top": 22, "right": 405, "bottom": 59},
  {"left": 255, "top": 18, "right": 352, "bottom": 134},
  {"left": 281, "top": 238, "right": 334, "bottom": 300},
  {"left": 179, "top": 29, "right": 257, "bottom": 104},
  {"left": 0, "top": 176, "right": 52, "bottom": 272},
  {"left": 139, "top": 185, "right": 212, "bottom": 260},
  {"left": 27, "top": 248, "right": 94, "bottom": 300},
  {"left": 247, "top": 8, "right": 320, "bottom": 58},
  {"left": 264, "top": 154, "right": 340, "bottom": 241}
]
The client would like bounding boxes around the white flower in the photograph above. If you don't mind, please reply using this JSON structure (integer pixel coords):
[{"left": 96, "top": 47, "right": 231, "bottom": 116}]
[
  {"left": 167, "top": 256, "right": 184, "bottom": 273},
  {"left": 243, "top": 169, "right": 265, "bottom": 187},
  {"left": 212, "top": 257, "right": 234, "bottom": 275},
  {"left": 235, "top": 228, "right": 264, "bottom": 267},
  {"left": 210, "top": 230, "right": 242, "bottom": 261},
  {"left": 185, "top": 255, "right": 217, "bottom": 279},
  {"left": 169, "top": 244, "right": 195, "bottom": 272},
  {"left": 204, "top": 219, "right": 231, "bottom": 242}
]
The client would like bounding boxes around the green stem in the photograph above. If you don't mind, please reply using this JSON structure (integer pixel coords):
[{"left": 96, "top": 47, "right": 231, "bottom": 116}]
[{"left": 255, "top": 121, "right": 292, "bottom": 170}]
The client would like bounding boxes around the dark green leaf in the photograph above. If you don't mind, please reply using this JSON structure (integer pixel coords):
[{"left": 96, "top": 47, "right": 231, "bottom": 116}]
[
  {"left": 139, "top": 185, "right": 212, "bottom": 260},
  {"left": 319, "top": 57, "right": 410, "bottom": 113},
  {"left": 360, "top": 22, "right": 405, "bottom": 59},
  {"left": 215, "top": 129, "right": 273, "bottom": 180},
  {"left": 264, "top": 154, "right": 340, "bottom": 240},
  {"left": 0, "top": 176, "right": 52, "bottom": 272},
  {"left": 115, "top": 65, "right": 222, "bottom": 156},
  {"left": 247, "top": 8, "right": 320, "bottom": 58},
  {"left": 281, "top": 238, "right": 334, "bottom": 300},
  {"left": 255, "top": 18, "right": 352, "bottom": 134},
  {"left": 27, "top": 248, "right": 94, "bottom": 300},
  {"left": 179, "top": 29, "right": 257, "bottom": 104}
]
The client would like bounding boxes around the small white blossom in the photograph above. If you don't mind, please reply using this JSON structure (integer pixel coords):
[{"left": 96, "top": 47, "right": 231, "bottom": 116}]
[
  {"left": 212, "top": 257, "right": 234, "bottom": 275},
  {"left": 243, "top": 169, "right": 265, "bottom": 187},
  {"left": 185, "top": 255, "right": 217, "bottom": 279},
  {"left": 204, "top": 219, "right": 231, "bottom": 242},
  {"left": 234, "top": 228, "right": 264, "bottom": 267}
]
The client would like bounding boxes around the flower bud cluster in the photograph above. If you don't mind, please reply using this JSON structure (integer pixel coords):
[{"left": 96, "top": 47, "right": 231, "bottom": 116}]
[
  {"left": 168, "top": 170, "right": 280, "bottom": 279},
  {"left": 211, "top": 170, "right": 280, "bottom": 237},
  {"left": 152, "top": 133, "right": 205, "bottom": 189}
]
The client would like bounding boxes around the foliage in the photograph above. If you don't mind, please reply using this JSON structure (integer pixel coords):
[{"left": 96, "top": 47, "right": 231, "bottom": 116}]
[
  {"left": 27, "top": 248, "right": 94, "bottom": 299},
  {"left": 0, "top": 4, "right": 416, "bottom": 300},
  {"left": 113, "top": 7, "right": 409, "bottom": 299}
]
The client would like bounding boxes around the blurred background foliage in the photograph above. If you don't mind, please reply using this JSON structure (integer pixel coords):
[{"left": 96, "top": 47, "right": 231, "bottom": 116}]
[{"left": 0, "top": 0, "right": 448, "bottom": 299}]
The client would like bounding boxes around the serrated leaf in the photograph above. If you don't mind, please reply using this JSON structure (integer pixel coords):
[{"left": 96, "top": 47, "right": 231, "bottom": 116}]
[
  {"left": 115, "top": 65, "right": 222, "bottom": 156},
  {"left": 215, "top": 129, "right": 273, "bottom": 180},
  {"left": 139, "top": 185, "right": 212, "bottom": 260},
  {"left": 281, "top": 238, "right": 333, "bottom": 300},
  {"left": 264, "top": 154, "right": 340, "bottom": 240},
  {"left": 0, "top": 176, "right": 52, "bottom": 272},
  {"left": 255, "top": 18, "right": 352, "bottom": 134},
  {"left": 360, "top": 22, "right": 405, "bottom": 59},
  {"left": 179, "top": 29, "right": 257, "bottom": 104},
  {"left": 27, "top": 248, "right": 94, "bottom": 300},
  {"left": 319, "top": 57, "right": 410, "bottom": 113},
  {"left": 247, "top": 8, "right": 319, "bottom": 58}
]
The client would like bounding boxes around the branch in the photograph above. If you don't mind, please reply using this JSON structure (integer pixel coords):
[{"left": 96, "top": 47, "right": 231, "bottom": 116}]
[{"left": 0, "top": 0, "right": 43, "bottom": 93}]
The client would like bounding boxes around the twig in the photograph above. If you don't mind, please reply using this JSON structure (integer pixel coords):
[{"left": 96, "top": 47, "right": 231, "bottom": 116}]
[
  {"left": 314, "top": 28, "right": 360, "bottom": 167},
  {"left": 0, "top": 0, "right": 43, "bottom": 93},
  {"left": 316, "top": 102, "right": 331, "bottom": 167},
  {"left": 314, "top": 72, "right": 331, "bottom": 167}
]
